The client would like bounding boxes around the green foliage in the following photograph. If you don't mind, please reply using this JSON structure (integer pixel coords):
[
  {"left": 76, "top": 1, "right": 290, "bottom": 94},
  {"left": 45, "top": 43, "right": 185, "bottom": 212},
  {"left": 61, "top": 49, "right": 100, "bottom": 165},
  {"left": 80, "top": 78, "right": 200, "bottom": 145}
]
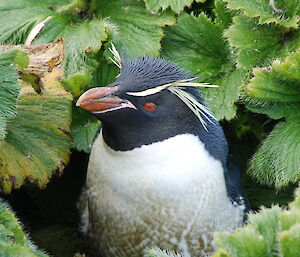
[
  {"left": 0, "top": 50, "right": 27, "bottom": 143},
  {"left": 0, "top": 43, "right": 72, "bottom": 193},
  {"left": 245, "top": 50, "right": 300, "bottom": 120},
  {"left": 144, "top": 0, "right": 206, "bottom": 14},
  {"left": 162, "top": 13, "right": 230, "bottom": 82},
  {"left": 0, "top": 0, "right": 68, "bottom": 44},
  {"left": 36, "top": 18, "right": 108, "bottom": 78},
  {"left": 213, "top": 186, "right": 300, "bottom": 257},
  {"left": 224, "top": 15, "right": 300, "bottom": 69},
  {"left": 56, "top": 20, "right": 106, "bottom": 77},
  {"left": 162, "top": 12, "right": 247, "bottom": 120},
  {"left": 249, "top": 122, "right": 300, "bottom": 189},
  {"left": 71, "top": 121, "right": 100, "bottom": 153},
  {"left": 0, "top": 200, "right": 48, "bottom": 257},
  {"left": 244, "top": 50, "right": 300, "bottom": 189},
  {"left": 92, "top": 0, "right": 175, "bottom": 57},
  {"left": 224, "top": 0, "right": 300, "bottom": 28},
  {"left": 214, "top": 0, "right": 234, "bottom": 29}
]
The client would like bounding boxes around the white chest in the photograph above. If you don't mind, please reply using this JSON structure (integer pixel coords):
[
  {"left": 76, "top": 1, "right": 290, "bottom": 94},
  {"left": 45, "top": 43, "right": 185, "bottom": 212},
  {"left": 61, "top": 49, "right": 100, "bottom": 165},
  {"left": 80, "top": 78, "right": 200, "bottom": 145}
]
[
  {"left": 89, "top": 132, "right": 223, "bottom": 194},
  {"left": 83, "top": 132, "right": 244, "bottom": 256}
]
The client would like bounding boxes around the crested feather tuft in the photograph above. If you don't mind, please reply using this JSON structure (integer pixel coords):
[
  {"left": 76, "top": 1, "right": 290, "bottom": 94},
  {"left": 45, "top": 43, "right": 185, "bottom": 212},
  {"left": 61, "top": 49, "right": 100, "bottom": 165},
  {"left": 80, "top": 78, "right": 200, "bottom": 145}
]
[
  {"left": 169, "top": 86, "right": 216, "bottom": 131},
  {"left": 109, "top": 43, "right": 122, "bottom": 68},
  {"left": 127, "top": 78, "right": 218, "bottom": 97}
]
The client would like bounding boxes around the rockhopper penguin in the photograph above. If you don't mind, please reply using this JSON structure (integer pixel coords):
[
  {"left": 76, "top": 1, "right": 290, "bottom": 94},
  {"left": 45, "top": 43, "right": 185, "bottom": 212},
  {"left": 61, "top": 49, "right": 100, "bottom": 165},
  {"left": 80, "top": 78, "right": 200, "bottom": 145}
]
[{"left": 76, "top": 51, "right": 247, "bottom": 257}]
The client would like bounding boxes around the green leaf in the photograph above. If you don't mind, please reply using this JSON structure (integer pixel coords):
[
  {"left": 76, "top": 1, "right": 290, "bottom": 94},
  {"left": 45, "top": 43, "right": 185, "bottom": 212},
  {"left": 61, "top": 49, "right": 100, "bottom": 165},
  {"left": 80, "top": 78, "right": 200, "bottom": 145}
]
[
  {"left": 249, "top": 121, "right": 300, "bottom": 189},
  {"left": 213, "top": 187, "right": 300, "bottom": 257},
  {"left": 0, "top": 0, "right": 69, "bottom": 44},
  {"left": 91, "top": 57, "right": 120, "bottom": 87},
  {"left": 214, "top": 0, "right": 234, "bottom": 29},
  {"left": 225, "top": 15, "right": 300, "bottom": 69},
  {"left": 224, "top": 0, "right": 300, "bottom": 28},
  {"left": 0, "top": 200, "right": 48, "bottom": 257},
  {"left": 59, "top": 19, "right": 107, "bottom": 77},
  {"left": 279, "top": 223, "right": 300, "bottom": 257},
  {"left": 203, "top": 69, "right": 247, "bottom": 120},
  {"left": 248, "top": 206, "right": 281, "bottom": 255},
  {"left": 0, "top": 1, "right": 108, "bottom": 79},
  {"left": 13, "top": 50, "right": 29, "bottom": 68},
  {"left": 245, "top": 50, "right": 300, "bottom": 120},
  {"left": 56, "top": 0, "right": 87, "bottom": 15},
  {"left": 281, "top": 209, "right": 300, "bottom": 231},
  {"left": 93, "top": 0, "right": 175, "bottom": 57},
  {"left": 162, "top": 13, "right": 230, "bottom": 81},
  {"left": 143, "top": 0, "right": 206, "bottom": 14},
  {"left": 162, "top": 13, "right": 244, "bottom": 120},
  {"left": 36, "top": 18, "right": 108, "bottom": 78},
  {"left": 0, "top": 50, "right": 23, "bottom": 144},
  {"left": 0, "top": 43, "right": 72, "bottom": 193},
  {"left": 72, "top": 121, "right": 100, "bottom": 153},
  {"left": 214, "top": 226, "right": 268, "bottom": 257},
  {"left": 61, "top": 72, "right": 91, "bottom": 97}
]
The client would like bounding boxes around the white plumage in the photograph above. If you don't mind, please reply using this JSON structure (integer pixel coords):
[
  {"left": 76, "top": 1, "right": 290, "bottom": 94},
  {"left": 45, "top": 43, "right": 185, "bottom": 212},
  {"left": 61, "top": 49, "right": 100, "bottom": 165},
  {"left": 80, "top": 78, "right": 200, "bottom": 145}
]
[{"left": 80, "top": 132, "right": 244, "bottom": 257}]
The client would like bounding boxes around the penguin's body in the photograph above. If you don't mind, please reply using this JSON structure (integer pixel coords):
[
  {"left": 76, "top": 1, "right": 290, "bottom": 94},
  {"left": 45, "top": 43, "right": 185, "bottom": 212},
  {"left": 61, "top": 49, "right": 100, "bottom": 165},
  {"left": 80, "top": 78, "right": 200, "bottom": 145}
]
[{"left": 77, "top": 56, "right": 247, "bottom": 257}]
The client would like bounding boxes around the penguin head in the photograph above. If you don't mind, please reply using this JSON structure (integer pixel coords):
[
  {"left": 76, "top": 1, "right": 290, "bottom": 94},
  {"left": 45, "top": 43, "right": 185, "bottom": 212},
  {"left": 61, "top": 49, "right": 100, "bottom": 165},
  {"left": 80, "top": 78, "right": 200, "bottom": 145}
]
[
  {"left": 77, "top": 57, "right": 199, "bottom": 121},
  {"left": 76, "top": 57, "right": 227, "bottom": 162}
]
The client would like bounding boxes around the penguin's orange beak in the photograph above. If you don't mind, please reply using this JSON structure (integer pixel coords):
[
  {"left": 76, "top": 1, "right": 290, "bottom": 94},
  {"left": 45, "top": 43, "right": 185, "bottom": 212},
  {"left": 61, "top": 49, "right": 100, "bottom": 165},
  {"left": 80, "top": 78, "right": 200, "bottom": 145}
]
[{"left": 76, "top": 87, "right": 136, "bottom": 113}]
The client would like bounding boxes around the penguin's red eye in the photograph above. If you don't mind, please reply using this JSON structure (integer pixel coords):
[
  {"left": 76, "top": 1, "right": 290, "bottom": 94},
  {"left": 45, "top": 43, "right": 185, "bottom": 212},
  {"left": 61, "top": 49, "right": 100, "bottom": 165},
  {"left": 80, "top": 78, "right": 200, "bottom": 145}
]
[{"left": 143, "top": 102, "right": 156, "bottom": 111}]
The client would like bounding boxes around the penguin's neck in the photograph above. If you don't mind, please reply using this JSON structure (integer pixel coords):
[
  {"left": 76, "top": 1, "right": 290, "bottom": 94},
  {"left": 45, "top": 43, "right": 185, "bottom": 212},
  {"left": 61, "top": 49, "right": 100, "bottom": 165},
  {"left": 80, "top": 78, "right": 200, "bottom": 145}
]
[{"left": 101, "top": 118, "right": 228, "bottom": 166}]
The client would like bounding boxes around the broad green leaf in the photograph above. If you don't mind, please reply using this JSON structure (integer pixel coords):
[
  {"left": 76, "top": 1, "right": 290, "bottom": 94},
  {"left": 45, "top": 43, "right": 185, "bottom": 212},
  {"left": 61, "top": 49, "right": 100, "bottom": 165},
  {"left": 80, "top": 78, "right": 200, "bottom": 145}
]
[
  {"left": 162, "top": 13, "right": 243, "bottom": 120},
  {"left": 72, "top": 121, "right": 100, "bottom": 153},
  {"left": 279, "top": 224, "right": 300, "bottom": 257},
  {"left": 71, "top": 99, "right": 98, "bottom": 153},
  {"left": 144, "top": 0, "right": 206, "bottom": 14},
  {"left": 0, "top": 0, "right": 69, "bottom": 44},
  {"left": 249, "top": 121, "right": 300, "bottom": 189},
  {"left": 245, "top": 50, "right": 300, "bottom": 120},
  {"left": 61, "top": 72, "right": 91, "bottom": 97},
  {"left": 93, "top": 0, "right": 175, "bottom": 57},
  {"left": 225, "top": 15, "right": 300, "bottom": 69},
  {"left": 90, "top": 57, "right": 120, "bottom": 87},
  {"left": 203, "top": 69, "right": 247, "bottom": 120},
  {"left": 56, "top": 19, "right": 107, "bottom": 78},
  {"left": 0, "top": 200, "right": 48, "bottom": 257},
  {"left": 0, "top": 50, "right": 25, "bottom": 143},
  {"left": 162, "top": 13, "right": 230, "bottom": 81},
  {"left": 0, "top": 43, "right": 72, "bottom": 193},
  {"left": 35, "top": 18, "right": 108, "bottom": 78},
  {"left": 214, "top": 0, "right": 234, "bottom": 29},
  {"left": 224, "top": 0, "right": 300, "bottom": 28}
]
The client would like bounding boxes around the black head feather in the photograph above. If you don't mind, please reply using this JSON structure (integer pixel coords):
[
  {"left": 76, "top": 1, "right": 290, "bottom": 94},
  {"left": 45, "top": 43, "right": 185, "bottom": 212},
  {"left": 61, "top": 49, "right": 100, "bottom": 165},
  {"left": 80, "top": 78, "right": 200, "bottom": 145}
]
[{"left": 116, "top": 57, "right": 191, "bottom": 93}]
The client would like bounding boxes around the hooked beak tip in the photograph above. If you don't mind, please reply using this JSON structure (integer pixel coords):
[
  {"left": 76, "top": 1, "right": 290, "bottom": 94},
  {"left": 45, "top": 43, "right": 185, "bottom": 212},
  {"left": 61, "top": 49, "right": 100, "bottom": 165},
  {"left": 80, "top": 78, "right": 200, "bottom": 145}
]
[{"left": 76, "top": 86, "right": 136, "bottom": 113}]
